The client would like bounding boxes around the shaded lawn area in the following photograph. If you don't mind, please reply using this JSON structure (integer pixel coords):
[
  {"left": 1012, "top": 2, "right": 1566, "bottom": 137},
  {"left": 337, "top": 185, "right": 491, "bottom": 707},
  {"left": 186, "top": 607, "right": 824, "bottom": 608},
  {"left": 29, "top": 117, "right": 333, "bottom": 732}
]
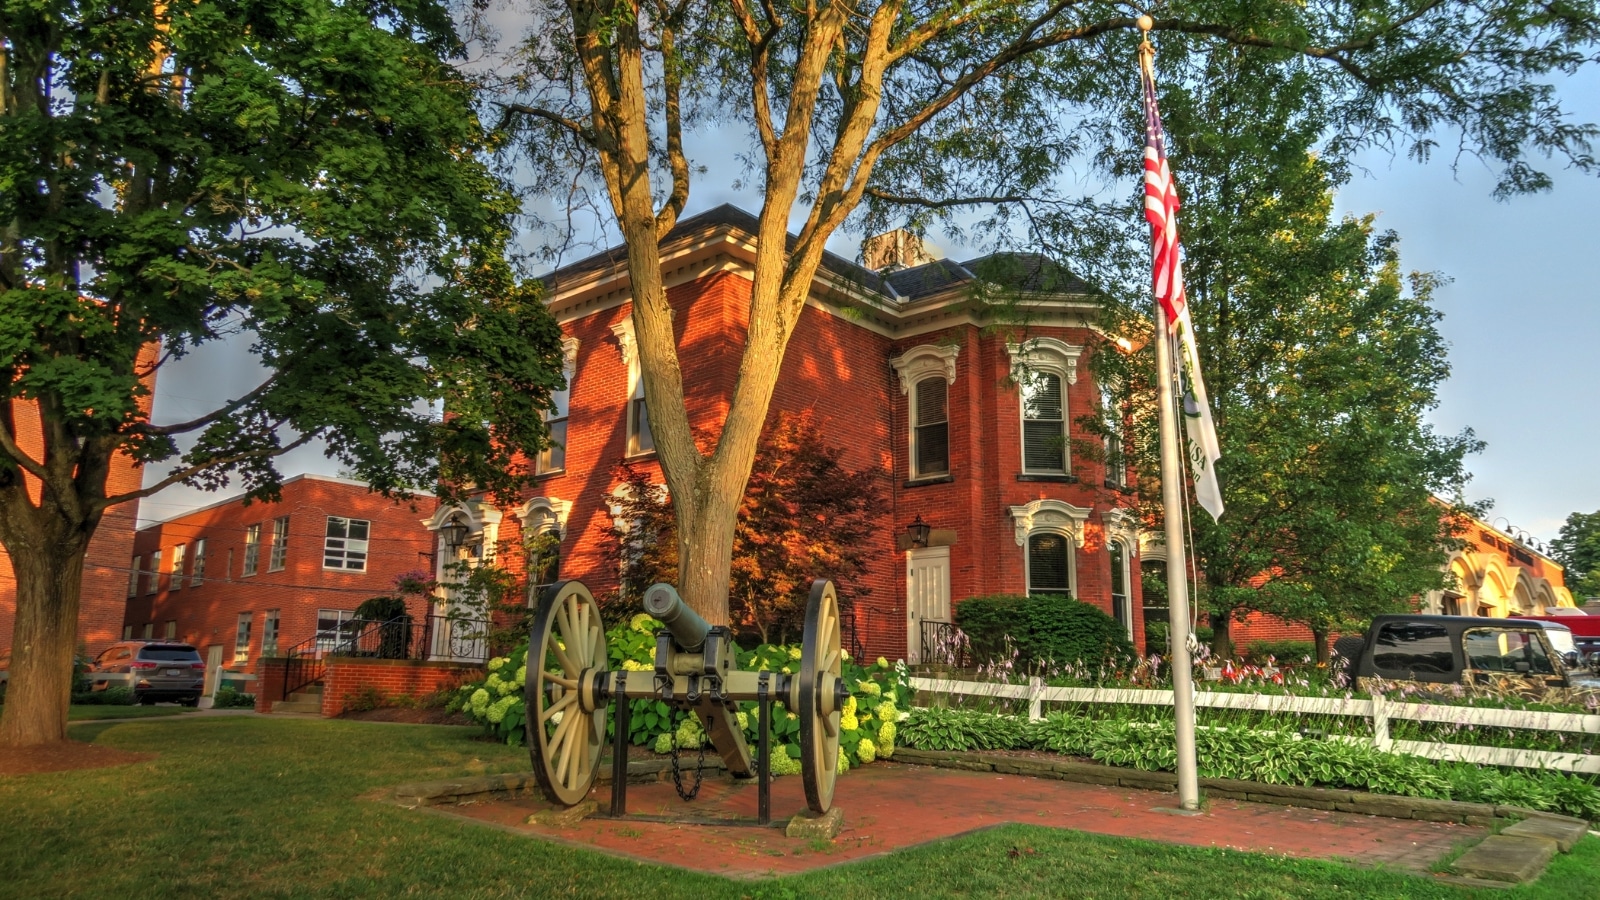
[
  {"left": 2, "top": 717, "right": 1595, "bottom": 899},
  {"left": 67, "top": 704, "right": 200, "bottom": 720}
]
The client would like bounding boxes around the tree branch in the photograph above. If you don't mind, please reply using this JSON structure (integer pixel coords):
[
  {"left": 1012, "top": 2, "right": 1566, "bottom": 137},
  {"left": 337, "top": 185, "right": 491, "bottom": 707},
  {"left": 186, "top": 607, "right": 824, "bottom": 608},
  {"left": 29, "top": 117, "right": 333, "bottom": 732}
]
[
  {"left": 497, "top": 102, "right": 596, "bottom": 144},
  {"left": 133, "top": 372, "right": 278, "bottom": 437},
  {"left": 655, "top": 23, "right": 689, "bottom": 239},
  {"left": 0, "top": 401, "right": 51, "bottom": 482},
  {"left": 94, "top": 430, "right": 318, "bottom": 513}
]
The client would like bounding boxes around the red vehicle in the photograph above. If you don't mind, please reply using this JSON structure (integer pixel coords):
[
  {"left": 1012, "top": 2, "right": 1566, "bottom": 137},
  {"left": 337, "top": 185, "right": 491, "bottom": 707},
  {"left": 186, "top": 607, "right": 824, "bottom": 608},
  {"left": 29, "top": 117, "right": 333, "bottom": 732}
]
[{"left": 1511, "top": 612, "right": 1600, "bottom": 658}]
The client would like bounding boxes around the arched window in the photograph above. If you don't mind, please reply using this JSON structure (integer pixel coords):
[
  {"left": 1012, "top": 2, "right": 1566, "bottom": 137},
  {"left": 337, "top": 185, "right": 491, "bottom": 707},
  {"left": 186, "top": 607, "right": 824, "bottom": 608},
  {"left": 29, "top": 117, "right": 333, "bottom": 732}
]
[
  {"left": 913, "top": 376, "right": 950, "bottom": 478},
  {"left": 1109, "top": 539, "right": 1132, "bottom": 638},
  {"left": 1021, "top": 372, "right": 1066, "bottom": 473},
  {"left": 1026, "top": 532, "right": 1073, "bottom": 597}
]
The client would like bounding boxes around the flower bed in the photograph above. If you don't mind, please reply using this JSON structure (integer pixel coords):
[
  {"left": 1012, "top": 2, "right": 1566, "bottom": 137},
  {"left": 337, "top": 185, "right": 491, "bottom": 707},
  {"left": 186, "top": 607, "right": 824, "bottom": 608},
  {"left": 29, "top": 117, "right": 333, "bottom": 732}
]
[{"left": 451, "top": 613, "right": 913, "bottom": 774}]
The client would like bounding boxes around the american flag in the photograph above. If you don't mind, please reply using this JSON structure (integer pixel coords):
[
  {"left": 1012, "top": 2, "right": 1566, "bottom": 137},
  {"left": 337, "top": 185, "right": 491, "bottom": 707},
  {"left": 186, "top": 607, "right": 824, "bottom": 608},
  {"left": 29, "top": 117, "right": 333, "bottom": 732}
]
[
  {"left": 1142, "top": 61, "right": 1185, "bottom": 327},
  {"left": 1138, "top": 53, "right": 1224, "bottom": 521}
]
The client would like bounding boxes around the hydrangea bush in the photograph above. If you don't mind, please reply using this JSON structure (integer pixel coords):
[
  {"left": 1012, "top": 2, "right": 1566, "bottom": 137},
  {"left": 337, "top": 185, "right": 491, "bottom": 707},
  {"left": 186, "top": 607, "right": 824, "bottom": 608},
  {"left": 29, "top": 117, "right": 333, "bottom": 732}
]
[{"left": 452, "top": 613, "right": 912, "bottom": 777}]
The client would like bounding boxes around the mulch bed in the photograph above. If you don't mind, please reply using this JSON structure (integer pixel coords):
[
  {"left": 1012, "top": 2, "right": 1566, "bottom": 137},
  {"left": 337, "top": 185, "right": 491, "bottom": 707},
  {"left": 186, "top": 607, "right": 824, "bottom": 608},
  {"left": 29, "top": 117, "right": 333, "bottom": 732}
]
[
  {"left": 337, "top": 707, "right": 475, "bottom": 726},
  {"left": 0, "top": 741, "right": 154, "bottom": 775}
]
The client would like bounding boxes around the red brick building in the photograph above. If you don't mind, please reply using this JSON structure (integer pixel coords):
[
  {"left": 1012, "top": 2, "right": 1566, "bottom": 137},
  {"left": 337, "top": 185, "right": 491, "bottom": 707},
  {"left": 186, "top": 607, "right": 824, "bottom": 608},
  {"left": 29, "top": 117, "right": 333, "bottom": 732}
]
[
  {"left": 125, "top": 474, "right": 439, "bottom": 680},
  {"left": 1, "top": 374, "right": 152, "bottom": 659},
  {"left": 425, "top": 206, "right": 1144, "bottom": 661}
]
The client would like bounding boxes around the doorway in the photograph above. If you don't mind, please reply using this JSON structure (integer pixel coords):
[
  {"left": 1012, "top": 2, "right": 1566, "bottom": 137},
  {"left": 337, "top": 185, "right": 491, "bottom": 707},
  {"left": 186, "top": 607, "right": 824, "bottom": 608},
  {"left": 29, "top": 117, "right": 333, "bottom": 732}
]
[{"left": 906, "top": 546, "right": 951, "bottom": 664}]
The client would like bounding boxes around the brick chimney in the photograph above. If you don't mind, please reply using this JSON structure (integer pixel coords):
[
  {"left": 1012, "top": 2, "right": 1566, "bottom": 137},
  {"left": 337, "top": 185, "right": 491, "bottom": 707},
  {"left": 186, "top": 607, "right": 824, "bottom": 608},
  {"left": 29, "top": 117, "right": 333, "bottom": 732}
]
[{"left": 862, "top": 229, "right": 938, "bottom": 271}]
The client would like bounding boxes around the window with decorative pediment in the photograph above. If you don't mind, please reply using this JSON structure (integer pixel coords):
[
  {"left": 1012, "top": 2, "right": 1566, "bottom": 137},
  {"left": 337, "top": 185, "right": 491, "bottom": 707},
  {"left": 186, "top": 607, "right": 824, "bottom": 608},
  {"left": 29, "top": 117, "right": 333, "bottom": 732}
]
[
  {"left": 1008, "top": 338, "right": 1083, "bottom": 477},
  {"left": 891, "top": 343, "right": 959, "bottom": 481}
]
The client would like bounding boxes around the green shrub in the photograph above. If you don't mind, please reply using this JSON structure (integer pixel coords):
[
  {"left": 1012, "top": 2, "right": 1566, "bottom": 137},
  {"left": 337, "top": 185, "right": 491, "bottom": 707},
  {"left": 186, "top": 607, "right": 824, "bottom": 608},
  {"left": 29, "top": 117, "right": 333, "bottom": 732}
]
[
  {"left": 70, "top": 686, "right": 135, "bottom": 706},
  {"left": 212, "top": 688, "right": 256, "bottom": 709},
  {"left": 956, "top": 593, "right": 1135, "bottom": 673},
  {"left": 899, "top": 707, "right": 1027, "bottom": 752},
  {"left": 1240, "top": 641, "right": 1317, "bottom": 665}
]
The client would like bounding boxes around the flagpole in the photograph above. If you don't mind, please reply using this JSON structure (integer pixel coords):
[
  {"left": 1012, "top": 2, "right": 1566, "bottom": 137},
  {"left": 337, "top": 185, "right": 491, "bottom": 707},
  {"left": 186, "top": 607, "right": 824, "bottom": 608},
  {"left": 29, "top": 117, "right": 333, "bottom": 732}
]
[{"left": 1140, "top": 17, "right": 1202, "bottom": 812}]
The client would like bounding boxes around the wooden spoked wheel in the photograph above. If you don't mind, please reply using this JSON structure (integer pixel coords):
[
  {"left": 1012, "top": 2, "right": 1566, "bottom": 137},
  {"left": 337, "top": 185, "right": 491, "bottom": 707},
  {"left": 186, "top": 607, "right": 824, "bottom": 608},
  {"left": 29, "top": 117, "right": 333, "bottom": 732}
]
[
  {"left": 798, "top": 579, "right": 844, "bottom": 814},
  {"left": 525, "top": 580, "right": 608, "bottom": 806}
]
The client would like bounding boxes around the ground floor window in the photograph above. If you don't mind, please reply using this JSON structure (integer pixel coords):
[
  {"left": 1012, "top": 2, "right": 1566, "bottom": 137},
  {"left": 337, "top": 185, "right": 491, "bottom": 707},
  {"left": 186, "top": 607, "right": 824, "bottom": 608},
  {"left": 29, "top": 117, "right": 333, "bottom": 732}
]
[
  {"left": 263, "top": 610, "right": 281, "bottom": 657},
  {"left": 315, "top": 609, "right": 358, "bottom": 652},
  {"left": 1110, "top": 539, "right": 1132, "bottom": 639},
  {"left": 1025, "top": 532, "right": 1074, "bottom": 597},
  {"left": 234, "top": 613, "right": 253, "bottom": 665}
]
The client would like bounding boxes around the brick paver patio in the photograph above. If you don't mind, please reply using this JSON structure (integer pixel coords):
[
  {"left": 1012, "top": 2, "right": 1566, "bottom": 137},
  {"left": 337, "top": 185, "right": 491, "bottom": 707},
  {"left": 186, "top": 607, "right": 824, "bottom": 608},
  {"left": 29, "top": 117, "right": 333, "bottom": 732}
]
[{"left": 431, "top": 761, "right": 1485, "bottom": 879}]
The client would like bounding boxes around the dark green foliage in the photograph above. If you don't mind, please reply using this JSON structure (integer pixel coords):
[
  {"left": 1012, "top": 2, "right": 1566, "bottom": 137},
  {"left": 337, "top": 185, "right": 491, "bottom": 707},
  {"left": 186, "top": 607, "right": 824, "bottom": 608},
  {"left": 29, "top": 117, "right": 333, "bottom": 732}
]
[
  {"left": 956, "top": 594, "right": 1136, "bottom": 672},
  {"left": 1240, "top": 641, "right": 1319, "bottom": 666},
  {"left": 211, "top": 688, "right": 256, "bottom": 709},
  {"left": 1553, "top": 511, "right": 1600, "bottom": 599},
  {"left": 354, "top": 596, "right": 413, "bottom": 659},
  {"left": 899, "top": 707, "right": 1028, "bottom": 752},
  {"left": 69, "top": 687, "right": 135, "bottom": 706}
]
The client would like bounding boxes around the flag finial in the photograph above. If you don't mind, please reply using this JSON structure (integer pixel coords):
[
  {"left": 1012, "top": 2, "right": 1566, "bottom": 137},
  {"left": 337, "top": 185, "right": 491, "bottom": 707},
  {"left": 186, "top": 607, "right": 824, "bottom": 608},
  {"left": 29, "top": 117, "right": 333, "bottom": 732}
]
[
  {"left": 1137, "top": 15, "right": 1155, "bottom": 67},
  {"left": 1136, "top": 14, "right": 1153, "bottom": 32}
]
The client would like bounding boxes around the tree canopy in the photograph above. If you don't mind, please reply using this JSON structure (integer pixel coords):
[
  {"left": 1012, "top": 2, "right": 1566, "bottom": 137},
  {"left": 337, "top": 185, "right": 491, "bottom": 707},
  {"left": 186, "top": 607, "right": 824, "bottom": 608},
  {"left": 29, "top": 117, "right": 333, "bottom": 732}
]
[
  {"left": 494, "top": 0, "right": 1600, "bottom": 622},
  {"left": 1091, "top": 45, "right": 1479, "bottom": 660},
  {"left": 0, "top": 0, "right": 564, "bottom": 745},
  {"left": 1553, "top": 511, "right": 1600, "bottom": 599}
]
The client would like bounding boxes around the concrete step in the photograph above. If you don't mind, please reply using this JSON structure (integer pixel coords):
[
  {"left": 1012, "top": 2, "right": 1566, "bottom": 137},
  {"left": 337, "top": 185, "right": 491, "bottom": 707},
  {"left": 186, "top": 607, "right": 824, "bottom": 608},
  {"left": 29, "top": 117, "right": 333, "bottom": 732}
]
[
  {"left": 273, "top": 699, "right": 323, "bottom": 715},
  {"left": 287, "top": 690, "right": 322, "bottom": 704},
  {"left": 1450, "top": 834, "right": 1559, "bottom": 884},
  {"left": 1500, "top": 814, "right": 1591, "bottom": 853}
]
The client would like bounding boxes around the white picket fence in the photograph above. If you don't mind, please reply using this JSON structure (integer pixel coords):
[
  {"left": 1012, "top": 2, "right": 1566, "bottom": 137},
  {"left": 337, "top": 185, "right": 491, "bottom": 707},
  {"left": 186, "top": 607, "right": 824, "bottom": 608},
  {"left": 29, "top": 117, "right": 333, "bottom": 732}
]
[{"left": 909, "top": 676, "right": 1600, "bottom": 774}]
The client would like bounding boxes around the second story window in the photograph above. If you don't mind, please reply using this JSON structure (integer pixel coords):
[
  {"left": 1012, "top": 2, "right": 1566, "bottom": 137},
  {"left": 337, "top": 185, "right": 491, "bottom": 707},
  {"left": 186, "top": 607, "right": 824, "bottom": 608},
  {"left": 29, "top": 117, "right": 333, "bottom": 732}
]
[
  {"left": 170, "top": 544, "right": 186, "bottom": 592},
  {"left": 269, "top": 516, "right": 289, "bottom": 572},
  {"left": 911, "top": 377, "right": 950, "bottom": 479},
  {"left": 613, "top": 319, "right": 653, "bottom": 456},
  {"left": 324, "top": 516, "right": 370, "bottom": 571},
  {"left": 242, "top": 524, "right": 261, "bottom": 577},
  {"left": 191, "top": 538, "right": 207, "bottom": 586},
  {"left": 127, "top": 557, "right": 141, "bottom": 598},
  {"left": 539, "top": 338, "right": 578, "bottom": 474},
  {"left": 146, "top": 550, "right": 162, "bottom": 594},
  {"left": 1021, "top": 372, "right": 1067, "bottom": 474}
]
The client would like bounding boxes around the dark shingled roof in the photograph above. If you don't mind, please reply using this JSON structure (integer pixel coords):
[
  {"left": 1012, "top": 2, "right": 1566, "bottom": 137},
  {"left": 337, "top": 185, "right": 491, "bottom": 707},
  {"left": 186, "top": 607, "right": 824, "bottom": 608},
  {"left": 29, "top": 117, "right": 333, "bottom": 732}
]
[{"left": 543, "top": 204, "right": 1093, "bottom": 302}]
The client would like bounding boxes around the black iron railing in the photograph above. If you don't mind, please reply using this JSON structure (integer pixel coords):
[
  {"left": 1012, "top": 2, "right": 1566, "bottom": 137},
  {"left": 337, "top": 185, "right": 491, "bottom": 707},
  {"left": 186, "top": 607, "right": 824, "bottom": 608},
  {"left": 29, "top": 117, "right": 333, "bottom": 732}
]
[
  {"left": 279, "top": 614, "right": 491, "bottom": 700},
  {"left": 919, "top": 619, "right": 969, "bottom": 668}
]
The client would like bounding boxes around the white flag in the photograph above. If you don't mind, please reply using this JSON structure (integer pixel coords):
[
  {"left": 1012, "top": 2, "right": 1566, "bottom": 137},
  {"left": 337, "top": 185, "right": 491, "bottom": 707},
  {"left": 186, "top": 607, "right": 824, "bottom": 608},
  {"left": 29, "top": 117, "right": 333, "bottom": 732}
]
[{"left": 1174, "top": 308, "right": 1224, "bottom": 521}]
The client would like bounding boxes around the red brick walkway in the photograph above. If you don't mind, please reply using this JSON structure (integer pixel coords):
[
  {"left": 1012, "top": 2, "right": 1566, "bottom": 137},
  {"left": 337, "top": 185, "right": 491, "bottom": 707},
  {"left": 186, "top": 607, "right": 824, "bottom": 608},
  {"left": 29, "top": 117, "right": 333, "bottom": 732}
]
[{"left": 434, "top": 762, "right": 1484, "bottom": 879}]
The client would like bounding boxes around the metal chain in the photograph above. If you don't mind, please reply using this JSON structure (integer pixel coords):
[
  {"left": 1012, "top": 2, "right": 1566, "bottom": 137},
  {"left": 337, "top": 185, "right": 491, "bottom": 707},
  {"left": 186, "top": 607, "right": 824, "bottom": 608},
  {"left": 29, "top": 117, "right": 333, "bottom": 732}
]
[{"left": 669, "top": 713, "right": 706, "bottom": 801}]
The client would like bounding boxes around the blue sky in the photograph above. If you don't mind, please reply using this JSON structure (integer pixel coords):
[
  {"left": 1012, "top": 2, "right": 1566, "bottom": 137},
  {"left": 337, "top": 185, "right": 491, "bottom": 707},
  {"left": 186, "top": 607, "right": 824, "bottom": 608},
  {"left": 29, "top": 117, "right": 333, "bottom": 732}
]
[{"left": 139, "top": 76, "right": 1600, "bottom": 547}]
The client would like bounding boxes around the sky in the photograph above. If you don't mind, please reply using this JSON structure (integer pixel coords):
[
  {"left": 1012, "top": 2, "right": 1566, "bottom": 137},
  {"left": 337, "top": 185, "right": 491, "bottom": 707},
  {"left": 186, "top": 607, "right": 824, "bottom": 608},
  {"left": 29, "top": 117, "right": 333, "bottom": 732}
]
[{"left": 138, "top": 64, "right": 1600, "bottom": 549}]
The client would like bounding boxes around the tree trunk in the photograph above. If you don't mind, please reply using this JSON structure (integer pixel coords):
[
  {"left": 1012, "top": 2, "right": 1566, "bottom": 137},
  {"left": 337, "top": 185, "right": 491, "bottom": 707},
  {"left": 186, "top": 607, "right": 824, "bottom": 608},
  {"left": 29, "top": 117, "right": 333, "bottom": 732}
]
[
  {"left": 1311, "top": 627, "right": 1331, "bottom": 666},
  {"left": 0, "top": 538, "right": 88, "bottom": 747},
  {"left": 1209, "top": 611, "right": 1235, "bottom": 660}
]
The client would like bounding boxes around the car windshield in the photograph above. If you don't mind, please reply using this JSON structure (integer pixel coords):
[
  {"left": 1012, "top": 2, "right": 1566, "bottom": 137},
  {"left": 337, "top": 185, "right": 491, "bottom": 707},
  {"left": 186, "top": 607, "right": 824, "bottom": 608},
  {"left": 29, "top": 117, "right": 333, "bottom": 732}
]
[
  {"left": 1544, "top": 628, "right": 1577, "bottom": 655},
  {"left": 138, "top": 646, "right": 200, "bottom": 662}
]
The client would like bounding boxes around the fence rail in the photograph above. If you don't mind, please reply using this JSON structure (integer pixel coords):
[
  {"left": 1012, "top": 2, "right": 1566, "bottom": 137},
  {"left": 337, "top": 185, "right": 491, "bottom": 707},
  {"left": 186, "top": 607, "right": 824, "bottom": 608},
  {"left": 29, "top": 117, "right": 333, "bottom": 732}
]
[{"left": 910, "top": 676, "right": 1600, "bottom": 775}]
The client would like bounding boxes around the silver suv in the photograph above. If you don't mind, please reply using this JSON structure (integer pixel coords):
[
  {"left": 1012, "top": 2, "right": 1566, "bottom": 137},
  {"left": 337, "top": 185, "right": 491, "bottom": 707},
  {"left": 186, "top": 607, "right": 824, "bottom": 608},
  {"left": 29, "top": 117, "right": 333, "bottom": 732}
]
[{"left": 88, "top": 641, "right": 206, "bottom": 706}]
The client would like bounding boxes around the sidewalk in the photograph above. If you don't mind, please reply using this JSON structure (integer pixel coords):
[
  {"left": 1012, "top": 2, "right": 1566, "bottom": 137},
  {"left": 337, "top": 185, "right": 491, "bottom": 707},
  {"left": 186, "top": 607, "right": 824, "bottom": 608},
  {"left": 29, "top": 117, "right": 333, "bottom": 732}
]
[
  {"left": 67, "top": 708, "right": 257, "bottom": 726},
  {"left": 433, "top": 760, "right": 1485, "bottom": 879}
]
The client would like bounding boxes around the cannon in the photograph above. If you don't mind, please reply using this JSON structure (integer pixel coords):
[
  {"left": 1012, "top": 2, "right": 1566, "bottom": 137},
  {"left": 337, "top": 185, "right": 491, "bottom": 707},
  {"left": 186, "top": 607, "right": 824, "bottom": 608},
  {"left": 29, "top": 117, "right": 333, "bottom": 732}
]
[{"left": 524, "top": 578, "right": 848, "bottom": 822}]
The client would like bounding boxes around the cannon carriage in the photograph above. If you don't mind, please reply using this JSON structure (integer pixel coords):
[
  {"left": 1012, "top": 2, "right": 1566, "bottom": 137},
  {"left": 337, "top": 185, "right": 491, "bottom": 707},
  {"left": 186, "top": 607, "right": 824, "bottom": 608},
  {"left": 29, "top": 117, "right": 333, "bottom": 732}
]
[{"left": 524, "top": 578, "right": 849, "bottom": 824}]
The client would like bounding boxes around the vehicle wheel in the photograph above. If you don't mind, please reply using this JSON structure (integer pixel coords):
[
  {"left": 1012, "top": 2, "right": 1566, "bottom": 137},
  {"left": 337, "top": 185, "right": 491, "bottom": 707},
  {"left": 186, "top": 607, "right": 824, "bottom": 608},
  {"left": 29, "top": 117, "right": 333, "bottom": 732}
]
[
  {"left": 139, "top": 696, "right": 155, "bottom": 706},
  {"left": 180, "top": 697, "right": 200, "bottom": 707}
]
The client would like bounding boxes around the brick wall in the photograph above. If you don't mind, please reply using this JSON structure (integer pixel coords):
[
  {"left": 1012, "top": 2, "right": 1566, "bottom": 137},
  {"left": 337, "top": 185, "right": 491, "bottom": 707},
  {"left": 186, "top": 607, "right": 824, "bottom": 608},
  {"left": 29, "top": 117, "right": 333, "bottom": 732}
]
[
  {"left": 128, "top": 475, "right": 439, "bottom": 675},
  {"left": 319, "top": 658, "right": 480, "bottom": 717},
  {"left": 488, "top": 265, "right": 1145, "bottom": 661},
  {"left": 254, "top": 658, "right": 288, "bottom": 713}
]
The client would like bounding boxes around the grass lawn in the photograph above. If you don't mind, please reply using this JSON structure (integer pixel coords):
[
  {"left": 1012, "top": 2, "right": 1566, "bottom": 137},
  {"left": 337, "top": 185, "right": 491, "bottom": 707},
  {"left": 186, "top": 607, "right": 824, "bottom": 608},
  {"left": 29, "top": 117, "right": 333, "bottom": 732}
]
[
  {"left": 1, "top": 717, "right": 1595, "bottom": 899},
  {"left": 67, "top": 704, "right": 199, "bottom": 720}
]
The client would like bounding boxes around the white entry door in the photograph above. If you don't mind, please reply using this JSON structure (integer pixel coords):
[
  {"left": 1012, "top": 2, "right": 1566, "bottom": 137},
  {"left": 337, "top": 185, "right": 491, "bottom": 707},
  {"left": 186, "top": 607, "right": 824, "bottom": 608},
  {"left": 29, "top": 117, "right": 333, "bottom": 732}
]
[
  {"left": 906, "top": 546, "right": 951, "bottom": 664},
  {"left": 204, "top": 645, "right": 224, "bottom": 696}
]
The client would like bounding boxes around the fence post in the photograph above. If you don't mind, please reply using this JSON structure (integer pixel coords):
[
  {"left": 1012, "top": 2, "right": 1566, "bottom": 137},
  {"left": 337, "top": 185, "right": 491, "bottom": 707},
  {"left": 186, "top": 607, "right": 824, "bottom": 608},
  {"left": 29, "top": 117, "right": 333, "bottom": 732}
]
[
  {"left": 1028, "top": 676, "right": 1044, "bottom": 722},
  {"left": 1371, "top": 693, "right": 1390, "bottom": 751}
]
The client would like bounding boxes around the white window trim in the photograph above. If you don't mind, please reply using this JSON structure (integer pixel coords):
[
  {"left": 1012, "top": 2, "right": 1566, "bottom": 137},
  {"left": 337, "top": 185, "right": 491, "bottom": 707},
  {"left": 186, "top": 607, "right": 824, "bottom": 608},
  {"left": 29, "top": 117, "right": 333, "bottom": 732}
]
[
  {"left": 1008, "top": 337, "right": 1083, "bottom": 475},
  {"left": 147, "top": 550, "right": 162, "bottom": 594},
  {"left": 269, "top": 517, "right": 289, "bottom": 572},
  {"left": 169, "top": 544, "right": 186, "bottom": 592},
  {"left": 321, "top": 516, "right": 371, "bottom": 572},
  {"left": 1011, "top": 499, "right": 1089, "bottom": 597},
  {"left": 611, "top": 318, "right": 654, "bottom": 457},
  {"left": 1108, "top": 537, "right": 1134, "bottom": 639},
  {"left": 892, "top": 344, "right": 959, "bottom": 481},
  {"left": 539, "top": 336, "right": 580, "bottom": 474},
  {"left": 242, "top": 524, "right": 261, "bottom": 577},
  {"left": 516, "top": 496, "right": 572, "bottom": 539},
  {"left": 1024, "top": 530, "right": 1077, "bottom": 597},
  {"left": 190, "top": 538, "right": 207, "bottom": 586}
]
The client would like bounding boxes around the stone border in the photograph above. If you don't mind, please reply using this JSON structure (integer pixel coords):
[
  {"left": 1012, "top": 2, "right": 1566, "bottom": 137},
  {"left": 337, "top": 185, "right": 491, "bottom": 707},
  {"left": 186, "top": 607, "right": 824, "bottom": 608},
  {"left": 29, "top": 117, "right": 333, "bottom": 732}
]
[{"left": 892, "top": 748, "right": 1575, "bottom": 828}]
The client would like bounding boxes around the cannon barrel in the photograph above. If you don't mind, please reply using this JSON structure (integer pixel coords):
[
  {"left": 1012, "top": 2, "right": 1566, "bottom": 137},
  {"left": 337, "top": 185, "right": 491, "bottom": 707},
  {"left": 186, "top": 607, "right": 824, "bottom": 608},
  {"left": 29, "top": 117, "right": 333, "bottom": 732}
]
[{"left": 641, "top": 583, "right": 711, "bottom": 653}]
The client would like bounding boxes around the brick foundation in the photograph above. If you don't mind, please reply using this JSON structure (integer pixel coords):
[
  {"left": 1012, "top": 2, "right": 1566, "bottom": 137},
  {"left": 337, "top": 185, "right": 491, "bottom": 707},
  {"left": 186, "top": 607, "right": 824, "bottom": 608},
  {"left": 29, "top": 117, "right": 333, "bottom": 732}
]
[
  {"left": 254, "top": 657, "right": 288, "bottom": 712},
  {"left": 319, "top": 657, "right": 481, "bottom": 717}
]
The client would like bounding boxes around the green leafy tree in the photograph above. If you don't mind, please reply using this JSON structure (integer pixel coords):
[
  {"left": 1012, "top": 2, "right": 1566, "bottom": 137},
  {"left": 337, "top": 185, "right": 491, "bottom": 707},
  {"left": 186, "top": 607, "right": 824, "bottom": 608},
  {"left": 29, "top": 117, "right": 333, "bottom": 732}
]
[
  {"left": 0, "top": 1, "right": 565, "bottom": 746},
  {"left": 1553, "top": 511, "right": 1600, "bottom": 599},
  {"left": 1094, "top": 48, "right": 1478, "bottom": 661},
  {"left": 498, "top": 0, "right": 1600, "bottom": 624},
  {"left": 610, "top": 414, "right": 884, "bottom": 642}
]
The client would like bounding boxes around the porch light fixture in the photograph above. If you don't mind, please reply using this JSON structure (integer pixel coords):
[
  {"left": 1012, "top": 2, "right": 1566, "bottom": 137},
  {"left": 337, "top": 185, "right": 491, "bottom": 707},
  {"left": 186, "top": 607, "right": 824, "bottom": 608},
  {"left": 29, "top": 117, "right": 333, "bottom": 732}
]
[
  {"left": 905, "top": 515, "right": 932, "bottom": 549},
  {"left": 440, "top": 516, "right": 471, "bottom": 549}
]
